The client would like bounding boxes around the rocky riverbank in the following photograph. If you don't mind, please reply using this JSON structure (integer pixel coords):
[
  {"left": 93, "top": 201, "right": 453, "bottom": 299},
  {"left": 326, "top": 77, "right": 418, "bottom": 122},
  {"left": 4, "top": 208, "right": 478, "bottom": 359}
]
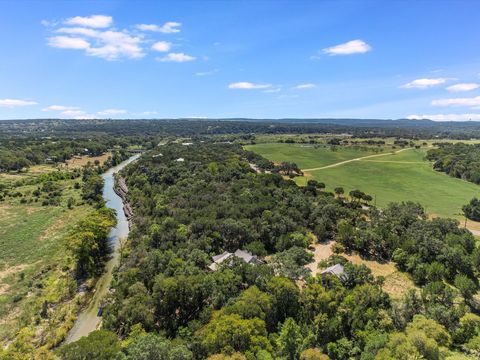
[{"left": 114, "top": 177, "right": 134, "bottom": 229}]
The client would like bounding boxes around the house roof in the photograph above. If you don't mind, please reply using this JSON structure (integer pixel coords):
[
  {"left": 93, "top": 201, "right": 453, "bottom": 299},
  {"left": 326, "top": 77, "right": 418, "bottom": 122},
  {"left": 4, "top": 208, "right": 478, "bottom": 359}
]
[
  {"left": 209, "top": 249, "right": 261, "bottom": 271},
  {"left": 320, "top": 263, "right": 345, "bottom": 277},
  {"left": 234, "top": 249, "right": 255, "bottom": 263},
  {"left": 212, "top": 251, "right": 232, "bottom": 264}
]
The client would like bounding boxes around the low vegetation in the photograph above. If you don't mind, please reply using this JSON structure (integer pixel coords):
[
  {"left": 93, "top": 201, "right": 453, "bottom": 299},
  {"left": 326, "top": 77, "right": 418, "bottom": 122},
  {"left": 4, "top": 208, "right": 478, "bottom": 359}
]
[{"left": 0, "top": 152, "right": 121, "bottom": 357}]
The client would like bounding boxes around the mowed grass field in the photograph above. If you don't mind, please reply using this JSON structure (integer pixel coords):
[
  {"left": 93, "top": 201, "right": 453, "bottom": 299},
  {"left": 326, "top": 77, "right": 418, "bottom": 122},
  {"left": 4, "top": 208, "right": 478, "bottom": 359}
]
[
  {"left": 245, "top": 143, "right": 384, "bottom": 169},
  {"left": 247, "top": 144, "right": 480, "bottom": 218}
]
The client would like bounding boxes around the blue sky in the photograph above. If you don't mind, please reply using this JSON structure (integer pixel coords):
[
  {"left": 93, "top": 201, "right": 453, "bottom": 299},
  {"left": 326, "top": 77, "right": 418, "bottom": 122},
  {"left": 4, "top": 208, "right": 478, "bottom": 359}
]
[{"left": 1, "top": 0, "right": 480, "bottom": 120}]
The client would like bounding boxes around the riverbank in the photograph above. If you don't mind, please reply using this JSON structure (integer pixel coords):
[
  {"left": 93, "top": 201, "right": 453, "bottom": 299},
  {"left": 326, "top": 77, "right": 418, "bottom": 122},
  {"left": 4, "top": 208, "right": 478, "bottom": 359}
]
[
  {"left": 64, "top": 154, "right": 139, "bottom": 344},
  {"left": 113, "top": 176, "right": 134, "bottom": 230}
]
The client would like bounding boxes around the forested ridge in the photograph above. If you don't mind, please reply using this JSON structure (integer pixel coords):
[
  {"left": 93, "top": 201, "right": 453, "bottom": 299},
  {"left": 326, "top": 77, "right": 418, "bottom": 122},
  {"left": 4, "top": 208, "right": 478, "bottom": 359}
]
[
  {"left": 53, "top": 143, "right": 480, "bottom": 360},
  {"left": 4, "top": 118, "right": 480, "bottom": 139}
]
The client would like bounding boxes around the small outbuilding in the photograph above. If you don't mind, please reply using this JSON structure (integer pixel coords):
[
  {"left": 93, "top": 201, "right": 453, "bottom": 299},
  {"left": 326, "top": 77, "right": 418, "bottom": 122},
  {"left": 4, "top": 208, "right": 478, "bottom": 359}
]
[{"left": 320, "top": 263, "right": 347, "bottom": 281}]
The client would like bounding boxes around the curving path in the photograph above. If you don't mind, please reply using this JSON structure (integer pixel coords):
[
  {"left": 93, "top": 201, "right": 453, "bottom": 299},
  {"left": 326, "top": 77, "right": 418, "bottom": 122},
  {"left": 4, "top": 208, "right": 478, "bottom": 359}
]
[{"left": 302, "top": 147, "right": 414, "bottom": 172}]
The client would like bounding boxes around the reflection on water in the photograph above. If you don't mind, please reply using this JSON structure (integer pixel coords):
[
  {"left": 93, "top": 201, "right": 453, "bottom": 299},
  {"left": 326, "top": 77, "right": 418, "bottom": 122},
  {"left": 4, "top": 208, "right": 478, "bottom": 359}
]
[{"left": 65, "top": 154, "right": 140, "bottom": 344}]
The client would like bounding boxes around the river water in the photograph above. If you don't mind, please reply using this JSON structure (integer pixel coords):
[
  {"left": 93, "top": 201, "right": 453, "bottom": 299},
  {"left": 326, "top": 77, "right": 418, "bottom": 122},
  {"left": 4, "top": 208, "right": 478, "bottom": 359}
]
[{"left": 65, "top": 154, "right": 140, "bottom": 343}]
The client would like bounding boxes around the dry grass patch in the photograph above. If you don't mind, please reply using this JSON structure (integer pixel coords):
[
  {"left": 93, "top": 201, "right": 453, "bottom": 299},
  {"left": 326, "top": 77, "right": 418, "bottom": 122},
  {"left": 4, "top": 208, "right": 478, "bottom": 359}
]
[
  {"left": 0, "top": 264, "right": 28, "bottom": 282},
  {"left": 308, "top": 242, "right": 416, "bottom": 297},
  {"left": 382, "top": 271, "right": 417, "bottom": 298},
  {"left": 0, "top": 204, "right": 12, "bottom": 217},
  {"left": 63, "top": 152, "right": 112, "bottom": 169},
  {"left": 28, "top": 165, "right": 58, "bottom": 174},
  {"left": 342, "top": 252, "right": 396, "bottom": 278}
]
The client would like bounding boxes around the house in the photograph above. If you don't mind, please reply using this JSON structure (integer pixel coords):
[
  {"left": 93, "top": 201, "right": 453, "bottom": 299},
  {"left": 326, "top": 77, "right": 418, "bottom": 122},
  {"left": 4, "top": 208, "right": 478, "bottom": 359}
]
[
  {"left": 320, "top": 263, "right": 347, "bottom": 281},
  {"left": 208, "top": 249, "right": 263, "bottom": 271},
  {"left": 176, "top": 157, "right": 185, "bottom": 162}
]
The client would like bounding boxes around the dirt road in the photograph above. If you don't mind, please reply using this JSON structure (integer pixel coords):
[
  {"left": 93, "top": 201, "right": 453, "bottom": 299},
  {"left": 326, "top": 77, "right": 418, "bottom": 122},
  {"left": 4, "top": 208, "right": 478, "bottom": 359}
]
[{"left": 302, "top": 147, "right": 414, "bottom": 172}]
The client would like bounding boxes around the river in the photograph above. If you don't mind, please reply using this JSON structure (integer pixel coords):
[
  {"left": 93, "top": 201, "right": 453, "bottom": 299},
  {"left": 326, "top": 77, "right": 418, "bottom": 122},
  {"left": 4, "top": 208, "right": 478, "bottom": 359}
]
[{"left": 65, "top": 154, "right": 140, "bottom": 344}]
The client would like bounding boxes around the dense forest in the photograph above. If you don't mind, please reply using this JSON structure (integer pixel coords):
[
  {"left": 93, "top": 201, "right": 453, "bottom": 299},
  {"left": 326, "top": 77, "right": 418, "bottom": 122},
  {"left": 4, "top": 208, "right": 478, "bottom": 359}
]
[
  {"left": 54, "top": 143, "right": 480, "bottom": 359},
  {"left": 4, "top": 118, "right": 480, "bottom": 140},
  {"left": 427, "top": 143, "right": 480, "bottom": 185}
]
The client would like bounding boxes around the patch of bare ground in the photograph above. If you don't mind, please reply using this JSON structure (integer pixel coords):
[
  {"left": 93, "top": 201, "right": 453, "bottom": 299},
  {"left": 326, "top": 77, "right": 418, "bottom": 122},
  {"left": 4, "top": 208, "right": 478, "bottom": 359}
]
[
  {"left": 307, "top": 242, "right": 416, "bottom": 297},
  {"left": 0, "top": 283, "right": 10, "bottom": 296},
  {"left": 307, "top": 241, "right": 333, "bottom": 276},
  {"left": 463, "top": 219, "right": 480, "bottom": 236},
  {"left": 0, "top": 264, "right": 28, "bottom": 282},
  {"left": 0, "top": 204, "right": 11, "bottom": 217},
  {"left": 62, "top": 152, "right": 112, "bottom": 169}
]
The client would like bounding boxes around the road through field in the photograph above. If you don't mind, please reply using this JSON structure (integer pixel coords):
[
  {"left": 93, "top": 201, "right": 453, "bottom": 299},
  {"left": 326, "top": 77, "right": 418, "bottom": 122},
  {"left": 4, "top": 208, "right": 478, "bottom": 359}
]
[{"left": 302, "top": 147, "right": 414, "bottom": 172}]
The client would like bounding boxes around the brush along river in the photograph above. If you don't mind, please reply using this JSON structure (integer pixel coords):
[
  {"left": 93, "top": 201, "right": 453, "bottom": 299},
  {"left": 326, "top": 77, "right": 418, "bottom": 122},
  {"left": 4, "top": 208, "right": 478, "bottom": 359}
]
[{"left": 65, "top": 154, "right": 140, "bottom": 343}]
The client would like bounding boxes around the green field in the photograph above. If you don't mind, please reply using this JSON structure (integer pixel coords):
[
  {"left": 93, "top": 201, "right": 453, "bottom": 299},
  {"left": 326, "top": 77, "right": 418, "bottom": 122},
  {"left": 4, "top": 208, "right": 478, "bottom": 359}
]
[
  {"left": 247, "top": 144, "right": 480, "bottom": 218},
  {"left": 244, "top": 143, "right": 384, "bottom": 169},
  {"left": 0, "top": 168, "right": 90, "bottom": 346}
]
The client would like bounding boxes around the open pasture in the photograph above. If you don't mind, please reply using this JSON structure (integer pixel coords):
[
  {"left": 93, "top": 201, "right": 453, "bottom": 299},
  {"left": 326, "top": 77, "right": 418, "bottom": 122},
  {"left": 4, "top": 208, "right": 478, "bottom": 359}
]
[
  {"left": 0, "top": 167, "right": 89, "bottom": 343},
  {"left": 248, "top": 144, "right": 480, "bottom": 218},
  {"left": 244, "top": 143, "right": 384, "bottom": 169}
]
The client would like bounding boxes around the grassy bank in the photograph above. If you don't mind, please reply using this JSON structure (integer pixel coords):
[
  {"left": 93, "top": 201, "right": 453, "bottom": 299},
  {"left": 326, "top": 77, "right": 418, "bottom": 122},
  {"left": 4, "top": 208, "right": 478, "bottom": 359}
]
[{"left": 0, "top": 165, "right": 95, "bottom": 353}]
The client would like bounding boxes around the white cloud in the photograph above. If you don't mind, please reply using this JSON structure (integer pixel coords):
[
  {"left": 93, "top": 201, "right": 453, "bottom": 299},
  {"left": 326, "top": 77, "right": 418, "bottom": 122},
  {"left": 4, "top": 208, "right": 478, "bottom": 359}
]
[
  {"left": 431, "top": 96, "right": 480, "bottom": 107},
  {"left": 52, "top": 27, "right": 144, "bottom": 60},
  {"left": 56, "top": 27, "right": 99, "bottom": 37},
  {"left": 41, "top": 19, "right": 58, "bottom": 27},
  {"left": 0, "top": 99, "right": 37, "bottom": 107},
  {"left": 195, "top": 69, "right": 219, "bottom": 76},
  {"left": 322, "top": 39, "right": 371, "bottom": 56},
  {"left": 407, "top": 113, "right": 480, "bottom": 121},
  {"left": 132, "top": 111, "right": 158, "bottom": 116},
  {"left": 228, "top": 82, "right": 272, "bottom": 90},
  {"left": 48, "top": 36, "right": 90, "bottom": 49},
  {"left": 98, "top": 108, "right": 127, "bottom": 116},
  {"left": 401, "top": 78, "right": 448, "bottom": 89},
  {"left": 136, "top": 22, "right": 181, "bottom": 33},
  {"left": 61, "top": 110, "right": 89, "bottom": 118},
  {"left": 263, "top": 88, "right": 282, "bottom": 93},
  {"left": 295, "top": 83, "right": 316, "bottom": 89},
  {"left": 446, "top": 83, "right": 480, "bottom": 93},
  {"left": 151, "top": 41, "right": 172, "bottom": 52},
  {"left": 64, "top": 15, "right": 113, "bottom": 28},
  {"left": 158, "top": 53, "right": 195, "bottom": 62},
  {"left": 46, "top": 17, "right": 192, "bottom": 61},
  {"left": 42, "top": 105, "right": 79, "bottom": 111},
  {"left": 85, "top": 30, "right": 144, "bottom": 60}
]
